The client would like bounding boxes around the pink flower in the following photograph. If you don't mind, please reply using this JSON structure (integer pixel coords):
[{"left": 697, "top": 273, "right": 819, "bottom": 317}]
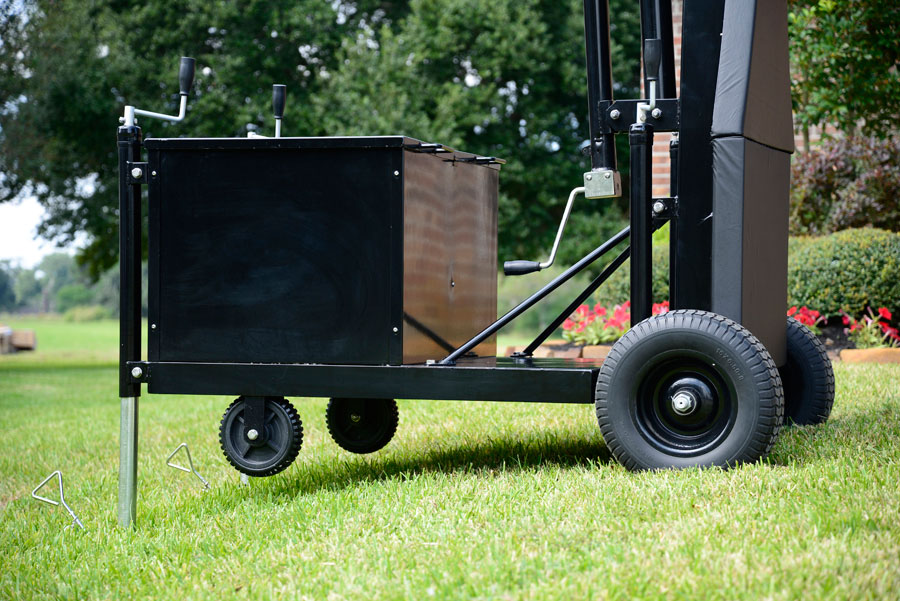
[
  {"left": 878, "top": 307, "right": 893, "bottom": 321},
  {"left": 575, "top": 322, "right": 587, "bottom": 333},
  {"left": 842, "top": 315, "right": 851, "bottom": 326},
  {"left": 576, "top": 304, "right": 590, "bottom": 317},
  {"left": 594, "top": 303, "right": 607, "bottom": 317},
  {"left": 562, "top": 319, "right": 575, "bottom": 331}
]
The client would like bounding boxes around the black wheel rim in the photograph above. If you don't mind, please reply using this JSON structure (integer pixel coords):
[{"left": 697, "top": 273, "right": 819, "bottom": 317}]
[
  {"left": 330, "top": 399, "right": 393, "bottom": 448},
  {"left": 222, "top": 399, "right": 293, "bottom": 472},
  {"left": 631, "top": 353, "right": 737, "bottom": 456}
]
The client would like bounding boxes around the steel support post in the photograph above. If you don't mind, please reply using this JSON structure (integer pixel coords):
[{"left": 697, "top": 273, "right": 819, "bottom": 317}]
[
  {"left": 118, "top": 396, "right": 139, "bottom": 526},
  {"left": 583, "top": 0, "right": 617, "bottom": 171},
  {"left": 629, "top": 122, "right": 654, "bottom": 324},
  {"left": 117, "top": 124, "right": 142, "bottom": 528}
]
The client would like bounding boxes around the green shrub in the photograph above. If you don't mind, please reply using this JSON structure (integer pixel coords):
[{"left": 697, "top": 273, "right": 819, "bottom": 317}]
[
  {"left": 63, "top": 305, "right": 112, "bottom": 322},
  {"left": 787, "top": 228, "right": 900, "bottom": 316},
  {"left": 790, "top": 135, "right": 900, "bottom": 236},
  {"left": 593, "top": 242, "right": 669, "bottom": 306}
]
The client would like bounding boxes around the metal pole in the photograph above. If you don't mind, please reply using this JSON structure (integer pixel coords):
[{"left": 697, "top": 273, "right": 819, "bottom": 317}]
[
  {"left": 583, "top": 0, "right": 617, "bottom": 171},
  {"left": 519, "top": 247, "right": 631, "bottom": 357},
  {"left": 439, "top": 226, "right": 630, "bottom": 365},
  {"left": 118, "top": 396, "right": 138, "bottom": 526},
  {"left": 629, "top": 122, "right": 654, "bottom": 324},
  {"left": 117, "top": 123, "right": 142, "bottom": 527}
]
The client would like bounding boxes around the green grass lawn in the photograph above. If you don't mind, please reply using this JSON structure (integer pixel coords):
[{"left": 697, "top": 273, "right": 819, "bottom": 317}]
[{"left": 1, "top": 317, "right": 899, "bottom": 600}]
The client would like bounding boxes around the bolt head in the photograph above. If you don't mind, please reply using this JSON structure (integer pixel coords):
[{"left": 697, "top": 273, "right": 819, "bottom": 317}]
[
  {"left": 652, "top": 200, "right": 666, "bottom": 214},
  {"left": 651, "top": 108, "right": 663, "bottom": 119},
  {"left": 393, "top": 170, "right": 400, "bottom": 176},
  {"left": 392, "top": 326, "right": 399, "bottom": 333},
  {"left": 151, "top": 170, "right": 157, "bottom": 177},
  {"left": 247, "top": 429, "right": 259, "bottom": 441},
  {"left": 130, "top": 167, "right": 143, "bottom": 179},
  {"left": 671, "top": 391, "right": 697, "bottom": 415},
  {"left": 585, "top": 174, "right": 592, "bottom": 181},
  {"left": 610, "top": 109, "right": 621, "bottom": 120},
  {"left": 604, "top": 172, "right": 611, "bottom": 179},
  {"left": 151, "top": 323, "right": 157, "bottom": 330},
  {"left": 131, "top": 366, "right": 143, "bottom": 379}
]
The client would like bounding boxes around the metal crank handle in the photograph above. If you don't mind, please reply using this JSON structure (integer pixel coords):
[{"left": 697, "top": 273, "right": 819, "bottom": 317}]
[{"left": 504, "top": 186, "right": 585, "bottom": 276}]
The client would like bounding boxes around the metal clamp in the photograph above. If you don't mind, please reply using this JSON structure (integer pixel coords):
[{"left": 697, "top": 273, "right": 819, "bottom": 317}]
[
  {"left": 31, "top": 471, "right": 85, "bottom": 530},
  {"left": 166, "top": 443, "right": 210, "bottom": 489}
]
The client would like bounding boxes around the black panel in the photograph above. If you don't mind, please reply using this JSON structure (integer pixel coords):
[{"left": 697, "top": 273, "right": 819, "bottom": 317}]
[
  {"left": 138, "top": 357, "right": 600, "bottom": 404},
  {"left": 149, "top": 146, "right": 397, "bottom": 365},
  {"left": 711, "top": 0, "right": 794, "bottom": 152},
  {"left": 711, "top": 137, "right": 789, "bottom": 365}
]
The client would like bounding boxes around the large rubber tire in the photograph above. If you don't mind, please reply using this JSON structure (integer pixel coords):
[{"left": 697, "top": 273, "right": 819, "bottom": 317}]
[
  {"left": 326, "top": 398, "right": 398, "bottom": 454},
  {"left": 779, "top": 316, "right": 835, "bottom": 426},
  {"left": 596, "top": 310, "right": 784, "bottom": 470},
  {"left": 219, "top": 396, "right": 303, "bottom": 476}
]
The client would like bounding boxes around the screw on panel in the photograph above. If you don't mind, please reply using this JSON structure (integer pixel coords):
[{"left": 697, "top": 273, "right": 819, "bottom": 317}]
[
  {"left": 652, "top": 200, "right": 666, "bottom": 215},
  {"left": 610, "top": 109, "right": 621, "bottom": 120},
  {"left": 151, "top": 324, "right": 157, "bottom": 330},
  {"left": 392, "top": 326, "right": 399, "bottom": 333},
  {"left": 130, "top": 167, "right": 143, "bottom": 179},
  {"left": 651, "top": 108, "right": 663, "bottom": 119},
  {"left": 131, "top": 366, "right": 143, "bottom": 379},
  {"left": 393, "top": 170, "right": 400, "bottom": 176}
]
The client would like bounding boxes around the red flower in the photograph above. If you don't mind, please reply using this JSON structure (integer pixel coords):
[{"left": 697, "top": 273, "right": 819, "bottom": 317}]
[
  {"left": 575, "top": 322, "right": 587, "bottom": 333},
  {"left": 878, "top": 307, "right": 893, "bottom": 321},
  {"left": 576, "top": 304, "right": 590, "bottom": 317},
  {"left": 594, "top": 303, "right": 607, "bottom": 317},
  {"left": 562, "top": 319, "right": 575, "bottom": 331},
  {"left": 787, "top": 306, "right": 798, "bottom": 317},
  {"left": 842, "top": 315, "right": 850, "bottom": 326}
]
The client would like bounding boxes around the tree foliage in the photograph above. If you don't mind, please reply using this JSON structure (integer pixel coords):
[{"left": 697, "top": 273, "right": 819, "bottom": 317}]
[
  {"left": 789, "top": 0, "right": 900, "bottom": 143},
  {"left": 0, "top": 0, "right": 640, "bottom": 277}
]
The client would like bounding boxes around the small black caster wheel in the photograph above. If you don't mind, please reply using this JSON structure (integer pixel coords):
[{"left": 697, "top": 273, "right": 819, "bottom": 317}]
[
  {"left": 326, "top": 398, "right": 398, "bottom": 454},
  {"left": 219, "top": 396, "right": 303, "bottom": 476},
  {"left": 595, "top": 309, "right": 784, "bottom": 470},
  {"left": 779, "top": 316, "right": 835, "bottom": 425}
]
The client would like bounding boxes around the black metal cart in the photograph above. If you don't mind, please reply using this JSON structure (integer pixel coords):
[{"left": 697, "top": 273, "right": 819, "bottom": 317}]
[{"left": 116, "top": 0, "right": 834, "bottom": 527}]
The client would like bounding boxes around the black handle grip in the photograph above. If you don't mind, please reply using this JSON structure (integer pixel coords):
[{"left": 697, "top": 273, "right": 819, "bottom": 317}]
[
  {"left": 179, "top": 57, "right": 196, "bottom": 95},
  {"left": 643, "top": 39, "right": 662, "bottom": 82},
  {"left": 273, "top": 84, "right": 286, "bottom": 118},
  {"left": 503, "top": 260, "right": 542, "bottom": 276}
]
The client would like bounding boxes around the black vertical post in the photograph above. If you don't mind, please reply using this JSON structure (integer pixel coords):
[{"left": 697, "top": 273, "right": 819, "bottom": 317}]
[
  {"left": 118, "top": 125, "right": 142, "bottom": 398},
  {"left": 629, "top": 122, "right": 654, "bottom": 324},
  {"left": 667, "top": 134, "right": 680, "bottom": 303},
  {"left": 583, "top": 0, "right": 617, "bottom": 171},
  {"left": 641, "top": 0, "right": 677, "bottom": 100},
  {"left": 670, "top": 1, "right": 725, "bottom": 311}
]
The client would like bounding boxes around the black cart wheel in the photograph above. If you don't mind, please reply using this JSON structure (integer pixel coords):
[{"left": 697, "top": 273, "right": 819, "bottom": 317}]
[
  {"left": 595, "top": 310, "right": 784, "bottom": 470},
  {"left": 219, "top": 396, "right": 303, "bottom": 476},
  {"left": 779, "top": 316, "right": 835, "bottom": 426},
  {"left": 326, "top": 398, "right": 398, "bottom": 454}
]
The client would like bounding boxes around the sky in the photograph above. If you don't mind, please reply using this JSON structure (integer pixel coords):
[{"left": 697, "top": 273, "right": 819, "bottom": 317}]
[{"left": 0, "top": 196, "right": 69, "bottom": 268}]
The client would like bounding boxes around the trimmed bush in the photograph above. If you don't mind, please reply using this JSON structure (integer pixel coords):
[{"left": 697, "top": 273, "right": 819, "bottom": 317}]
[
  {"left": 593, "top": 243, "right": 669, "bottom": 306},
  {"left": 791, "top": 135, "right": 900, "bottom": 236},
  {"left": 787, "top": 228, "right": 900, "bottom": 316}
]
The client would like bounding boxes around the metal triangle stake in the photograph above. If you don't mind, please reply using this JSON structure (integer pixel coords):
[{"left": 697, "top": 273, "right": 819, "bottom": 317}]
[
  {"left": 31, "top": 471, "right": 85, "bottom": 530},
  {"left": 166, "top": 443, "right": 210, "bottom": 489}
]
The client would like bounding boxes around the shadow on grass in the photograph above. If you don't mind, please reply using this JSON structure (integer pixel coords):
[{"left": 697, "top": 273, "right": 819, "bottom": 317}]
[{"left": 261, "top": 430, "right": 611, "bottom": 500}]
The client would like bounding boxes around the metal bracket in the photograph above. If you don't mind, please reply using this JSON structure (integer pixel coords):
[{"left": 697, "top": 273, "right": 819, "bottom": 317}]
[
  {"left": 166, "top": 443, "right": 210, "bottom": 489},
  {"left": 651, "top": 196, "right": 678, "bottom": 220},
  {"left": 126, "top": 162, "right": 150, "bottom": 185},
  {"left": 31, "top": 471, "right": 85, "bottom": 530},
  {"left": 127, "top": 361, "right": 150, "bottom": 382},
  {"left": 584, "top": 170, "right": 621, "bottom": 199},
  {"left": 599, "top": 98, "right": 679, "bottom": 133}
]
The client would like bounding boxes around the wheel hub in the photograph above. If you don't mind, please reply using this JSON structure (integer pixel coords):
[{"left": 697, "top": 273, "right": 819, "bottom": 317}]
[{"left": 670, "top": 390, "right": 698, "bottom": 415}]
